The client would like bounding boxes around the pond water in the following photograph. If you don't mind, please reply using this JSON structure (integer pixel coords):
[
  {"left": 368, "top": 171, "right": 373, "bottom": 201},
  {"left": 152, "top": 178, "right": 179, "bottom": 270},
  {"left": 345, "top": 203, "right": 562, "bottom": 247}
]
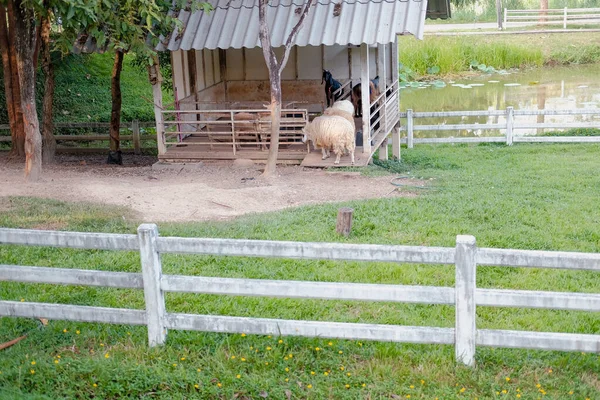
[{"left": 399, "top": 64, "right": 600, "bottom": 138}]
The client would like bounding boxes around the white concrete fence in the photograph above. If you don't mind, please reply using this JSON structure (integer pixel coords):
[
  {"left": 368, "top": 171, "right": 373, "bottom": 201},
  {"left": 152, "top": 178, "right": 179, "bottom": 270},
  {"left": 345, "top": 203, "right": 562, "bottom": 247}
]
[
  {"left": 399, "top": 107, "right": 600, "bottom": 149},
  {"left": 1, "top": 225, "right": 599, "bottom": 366},
  {"left": 504, "top": 7, "right": 600, "bottom": 30}
]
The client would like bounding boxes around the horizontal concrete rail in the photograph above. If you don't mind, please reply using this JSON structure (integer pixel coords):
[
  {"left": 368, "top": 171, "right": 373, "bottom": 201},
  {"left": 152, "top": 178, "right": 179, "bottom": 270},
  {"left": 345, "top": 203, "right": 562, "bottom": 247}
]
[
  {"left": 165, "top": 313, "right": 456, "bottom": 344},
  {"left": 156, "top": 237, "right": 456, "bottom": 264},
  {"left": 0, "top": 264, "right": 143, "bottom": 289},
  {"left": 0, "top": 228, "right": 138, "bottom": 251},
  {"left": 478, "top": 329, "right": 600, "bottom": 353},
  {"left": 0, "top": 301, "right": 147, "bottom": 325}
]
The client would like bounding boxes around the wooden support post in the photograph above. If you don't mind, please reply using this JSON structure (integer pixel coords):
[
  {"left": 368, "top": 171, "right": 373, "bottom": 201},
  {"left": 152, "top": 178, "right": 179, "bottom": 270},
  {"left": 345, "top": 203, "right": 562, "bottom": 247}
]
[
  {"left": 455, "top": 235, "right": 476, "bottom": 367},
  {"left": 132, "top": 120, "right": 141, "bottom": 155},
  {"left": 506, "top": 106, "right": 514, "bottom": 146},
  {"left": 504, "top": 8, "right": 508, "bottom": 29},
  {"left": 407, "top": 109, "right": 414, "bottom": 149},
  {"left": 148, "top": 59, "right": 167, "bottom": 155},
  {"left": 563, "top": 7, "right": 567, "bottom": 29},
  {"left": 392, "top": 125, "right": 401, "bottom": 160},
  {"left": 138, "top": 223, "right": 167, "bottom": 347},
  {"left": 378, "top": 142, "right": 388, "bottom": 161},
  {"left": 360, "top": 43, "right": 370, "bottom": 154},
  {"left": 336, "top": 208, "right": 354, "bottom": 237}
]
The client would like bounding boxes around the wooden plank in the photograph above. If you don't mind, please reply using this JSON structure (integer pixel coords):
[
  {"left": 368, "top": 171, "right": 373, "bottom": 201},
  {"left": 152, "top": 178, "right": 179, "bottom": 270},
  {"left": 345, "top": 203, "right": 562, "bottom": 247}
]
[
  {"left": 0, "top": 228, "right": 139, "bottom": 250},
  {"left": 476, "top": 288, "right": 600, "bottom": 312},
  {"left": 477, "top": 329, "right": 600, "bottom": 353},
  {"left": 514, "top": 136, "right": 600, "bottom": 143},
  {"left": 161, "top": 275, "right": 455, "bottom": 304},
  {"left": 0, "top": 301, "right": 147, "bottom": 325},
  {"left": 477, "top": 248, "right": 600, "bottom": 271},
  {"left": 165, "top": 313, "right": 455, "bottom": 344},
  {"left": 156, "top": 236, "right": 456, "bottom": 264},
  {"left": 0, "top": 265, "right": 143, "bottom": 289}
]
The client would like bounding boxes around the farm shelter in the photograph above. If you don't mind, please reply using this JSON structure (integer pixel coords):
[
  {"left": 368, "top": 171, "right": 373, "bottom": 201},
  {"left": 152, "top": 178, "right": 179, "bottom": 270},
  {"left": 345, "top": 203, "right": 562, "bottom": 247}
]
[{"left": 154, "top": 0, "right": 445, "bottom": 166}]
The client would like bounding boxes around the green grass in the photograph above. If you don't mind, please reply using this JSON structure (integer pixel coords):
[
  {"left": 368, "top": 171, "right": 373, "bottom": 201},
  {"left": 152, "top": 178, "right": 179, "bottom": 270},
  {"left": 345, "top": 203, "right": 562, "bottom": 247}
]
[
  {"left": 542, "top": 128, "right": 600, "bottom": 137},
  {"left": 1, "top": 144, "right": 600, "bottom": 399},
  {"left": 399, "top": 32, "right": 600, "bottom": 77}
]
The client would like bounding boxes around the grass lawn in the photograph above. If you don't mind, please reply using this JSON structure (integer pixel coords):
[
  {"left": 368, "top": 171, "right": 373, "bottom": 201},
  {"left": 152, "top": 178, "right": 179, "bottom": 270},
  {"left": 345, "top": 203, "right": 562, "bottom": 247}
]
[{"left": 1, "top": 144, "right": 599, "bottom": 399}]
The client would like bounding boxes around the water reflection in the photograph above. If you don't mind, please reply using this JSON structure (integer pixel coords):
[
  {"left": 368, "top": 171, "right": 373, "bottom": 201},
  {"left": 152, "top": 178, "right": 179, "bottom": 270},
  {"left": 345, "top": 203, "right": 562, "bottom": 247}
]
[{"left": 400, "top": 64, "right": 600, "bottom": 137}]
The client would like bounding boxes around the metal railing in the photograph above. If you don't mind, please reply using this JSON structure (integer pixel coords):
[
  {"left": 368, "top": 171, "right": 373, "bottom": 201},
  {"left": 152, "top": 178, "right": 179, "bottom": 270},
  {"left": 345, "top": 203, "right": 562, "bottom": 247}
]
[{"left": 1, "top": 225, "right": 599, "bottom": 366}]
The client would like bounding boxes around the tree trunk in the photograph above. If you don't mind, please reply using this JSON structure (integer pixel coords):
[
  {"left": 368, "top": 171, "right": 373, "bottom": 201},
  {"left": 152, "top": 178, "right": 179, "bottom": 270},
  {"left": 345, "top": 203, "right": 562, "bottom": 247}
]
[
  {"left": 539, "top": 0, "right": 548, "bottom": 24},
  {"left": 263, "top": 72, "right": 282, "bottom": 176},
  {"left": 41, "top": 10, "right": 55, "bottom": 164},
  {"left": 12, "top": 0, "right": 41, "bottom": 181},
  {"left": 108, "top": 50, "right": 124, "bottom": 165},
  {"left": 2, "top": 3, "right": 25, "bottom": 159},
  {"left": 147, "top": 55, "right": 167, "bottom": 155}
]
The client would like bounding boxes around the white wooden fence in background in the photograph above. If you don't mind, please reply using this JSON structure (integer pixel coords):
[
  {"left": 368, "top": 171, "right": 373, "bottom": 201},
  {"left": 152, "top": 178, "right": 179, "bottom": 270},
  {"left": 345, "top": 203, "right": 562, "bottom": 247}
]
[
  {"left": 398, "top": 107, "right": 600, "bottom": 148},
  {"left": 1, "top": 225, "right": 599, "bottom": 366}
]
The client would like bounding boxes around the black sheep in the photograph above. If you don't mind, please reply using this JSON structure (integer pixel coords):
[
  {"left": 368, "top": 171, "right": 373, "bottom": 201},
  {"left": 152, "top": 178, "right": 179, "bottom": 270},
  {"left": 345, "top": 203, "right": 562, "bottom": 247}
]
[{"left": 322, "top": 69, "right": 343, "bottom": 107}]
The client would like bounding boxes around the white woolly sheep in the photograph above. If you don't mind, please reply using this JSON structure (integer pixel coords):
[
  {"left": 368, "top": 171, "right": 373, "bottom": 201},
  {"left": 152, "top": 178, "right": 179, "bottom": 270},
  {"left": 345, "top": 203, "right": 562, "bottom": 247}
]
[
  {"left": 328, "top": 100, "right": 355, "bottom": 117},
  {"left": 302, "top": 115, "right": 355, "bottom": 165}
]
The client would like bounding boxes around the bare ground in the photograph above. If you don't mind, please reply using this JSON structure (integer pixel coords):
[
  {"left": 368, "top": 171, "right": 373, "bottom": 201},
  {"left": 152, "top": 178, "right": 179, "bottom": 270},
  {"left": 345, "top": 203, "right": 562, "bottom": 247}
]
[{"left": 0, "top": 154, "right": 419, "bottom": 222}]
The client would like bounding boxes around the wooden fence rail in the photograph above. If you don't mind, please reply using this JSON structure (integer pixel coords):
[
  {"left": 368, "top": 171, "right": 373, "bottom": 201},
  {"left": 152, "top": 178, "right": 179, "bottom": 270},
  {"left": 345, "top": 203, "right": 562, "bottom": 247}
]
[
  {"left": 0, "top": 120, "right": 156, "bottom": 155},
  {"left": 504, "top": 7, "right": 600, "bottom": 29},
  {"left": 1, "top": 225, "right": 599, "bottom": 365},
  {"left": 398, "top": 107, "right": 600, "bottom": 149}
]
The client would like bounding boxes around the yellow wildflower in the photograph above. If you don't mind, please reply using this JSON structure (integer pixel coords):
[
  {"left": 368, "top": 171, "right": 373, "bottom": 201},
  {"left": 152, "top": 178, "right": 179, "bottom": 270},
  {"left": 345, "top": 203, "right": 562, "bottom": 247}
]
[
  {"left": 285, "top": 378, "right": 289, "bottom": 382},
  {"left": 194, "top": 384, "right": 199, "bottom": 389},
  {"left": 516, "top": 395, "right": 521, "bottom": 399},
  {"left": 340, "top": 366, "right": 345, "bottom": 371},
  {"left": 548, "top": 369, "right": 553, "bottom": 373},
  {"left": 502, "top": 390, "right": 507, "bottom": 394},
  {"left": 231, "top": 355, "right": 236, "bottom": 359},
  {"left": 569, "top": 392, "right": 574, "bottom": 396},
  {"left": 405, "top": 395, "right": 410, "bottom": 399},
  {"left": 324, "top": 372, "right": 329, "bottom": 376},
  {"left": 217, "top": 382, "right": 222, "bottom": 388},
  {"left": 460, "top": 387, "right": 466, "bottom": 393},
  {"left": 506, "top": 377, "right": 511, "bottom": 382},
  {"left": 76, "top": 330, "right": 80, "bottom": 335},
  {"left": 307, "top": 384, "right": 313, "bottom": 389},
  {"left": 285, "top": 368, "right": 289, "bottom": 372},
  {"left": 236, "top": 374, "right": 241, "bottom": 379},
  {"left": 315, "top": 347, "right": 321, "bottom": 351},
  {"left": 410, "top": 385, "right": 414, "bottom": 389},
  {"left": 265, "top": 362, "right": 269, "bottom": 365},
  {"left": 54, "top": 360, "right": 59, "bottom": 364},
  {"left": 288, "top": 353, "right": 293, "bottom": 358},
  {"left": 266, "top": 347, "right": 272, "bottom": 351},
  {"left": 241, "top": 333, "right": 246, "bottom": 337},
  {"left": 345, "top": 384, "right": 350, "bottom": 389},
  {"left": 93, "top": 383, "right": 97, "bottom": 387},
  {"left": 267, "top": 335, "right": 272, "bottom": 338},
  {"left": 63, "top": 329, "right": 68, "bottom": 333},
  {"left": 30, "top": 370, "right": 35, "bottom": 374},
  {"left": 278, "top": 339, "right": 283, "bottom": 344},
  {"left": 31, "top": 361, "right": 36, "bottom": 365},
  {"left": 284, "top": 357, "right": 289, "bottom": 360},
  {"left": 181, "top": 357, "right": 185, "bottom": 361},
  {"left": 241, "top": 358, "right": 246, "bottom": 362},
  {"left": 339, "top": 350, "right": 343, "bottom": 354},
  {"left": 172, "top": 363, "right": 177, "bottom": 367},
  {"left": 347, "top": 373, "right": 351, "bottom": 376},
  {"left": 328, "top": 342, "right": 333, "bottom": 346},
  {"left": 421, "top": 380, "right": 425, "bottom": 385},
  {"left": 104, "top": 353, "right": 110, "bottom": 359},
  {"left": 362, "top": 383, "right": 366, "bottom": 388},
  {"left": 536, "top": 384, "right": 541, "bottom": 388}
]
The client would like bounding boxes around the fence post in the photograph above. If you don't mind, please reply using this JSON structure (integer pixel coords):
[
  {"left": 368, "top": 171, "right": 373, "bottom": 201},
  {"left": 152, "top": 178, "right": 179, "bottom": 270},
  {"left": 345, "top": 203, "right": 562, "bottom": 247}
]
[
  {"left": 563, "top": 7, "right": 567, "bottom": 29},
  {"left": 392, "top": 125, "right": 401, "bottom": 160},
  {"left": 138, "top": 223, "right": 167, "bottom": 347},
  {"left": 132, "top": 120, "right": 141, "bottom": 155},
  {"left": 455, "top": 235, "right": 476, "bottom": 367},
  {"left": 504, "top": 8, "right": 508, "bottom": 29},
  {"left": 407, "top": 109, "right": 414, "bottom": 149},
  {"left": 505, "top": 106, "right": 514, "bottom": 146}
]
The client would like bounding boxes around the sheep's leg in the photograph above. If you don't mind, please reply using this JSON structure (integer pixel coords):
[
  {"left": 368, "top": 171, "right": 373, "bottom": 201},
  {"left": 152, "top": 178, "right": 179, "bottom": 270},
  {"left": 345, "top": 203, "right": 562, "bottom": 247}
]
[
  {"left": 334, "top": 151, "right": 342, "bottom": 164},
  {"left": 350, "top": 150, "right": 355, "bottom": 165},
  {"left": 321, "top": 148, "right": 328, "bottom": 160}
]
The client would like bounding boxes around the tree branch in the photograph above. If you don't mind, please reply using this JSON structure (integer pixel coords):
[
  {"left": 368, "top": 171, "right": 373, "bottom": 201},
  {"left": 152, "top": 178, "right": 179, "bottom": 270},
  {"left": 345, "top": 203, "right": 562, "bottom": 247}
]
[
  {"left": 258, "top": 0, "right": 278, "bottom": 74},
  {"left": 279, "top": 0, "right": 316, "bottom": 73}
]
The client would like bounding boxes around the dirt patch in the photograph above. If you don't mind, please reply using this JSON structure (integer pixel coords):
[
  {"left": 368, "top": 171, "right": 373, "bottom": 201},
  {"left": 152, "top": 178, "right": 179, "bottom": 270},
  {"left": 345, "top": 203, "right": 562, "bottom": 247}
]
[{"left": 0, "top": 154, "right": 422, "bottom": 222}]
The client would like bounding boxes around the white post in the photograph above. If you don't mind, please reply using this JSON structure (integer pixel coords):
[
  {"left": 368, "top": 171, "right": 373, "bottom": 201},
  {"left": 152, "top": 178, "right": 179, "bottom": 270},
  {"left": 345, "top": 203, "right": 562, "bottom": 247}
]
[
  {"left": 392, "top": 126, "right": 401, "bottom": 160},
  {"left": 360, "top": 43, "right": 371, "bottom": 154},
  {"left": 504, "top": 8, "right": 508, "bottom": 29},
  {"left": 378, "top": 142, "right": 388, "bottom": 161},
  {"left": 506, "top": 106, "right": 514, "bottom": 146},
  {"left": 149, "top": 61, "right": 167, "bottom": 155},
  {"left": 563, "top": 7, "right": 567, "bottom": 29},
  {"left": 407, "top": 109, "right": 414, "bottom": 149},
  {"left": 132, "top": 120, "right": 141, "bottom": 155},
  {"left": 378, "top": 43, "right": 387, "bottom": 135},
  {"left": 138, "top": 223, "right": 167, "bottom": 346},
  {"left": 455, "top": 235, "right": 476, "bottom": 367}
]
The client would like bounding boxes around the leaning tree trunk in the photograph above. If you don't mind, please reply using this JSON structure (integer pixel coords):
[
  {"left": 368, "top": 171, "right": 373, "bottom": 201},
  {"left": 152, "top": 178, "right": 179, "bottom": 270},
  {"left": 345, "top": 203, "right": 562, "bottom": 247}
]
[
  {"left": 40, "top": 10, "right": 55, "bottom": 164},
  {"left": 2, "top": 3, "right": 25, "bottom": 159},
  {"left": 12, "top": 0, "right": 41, "bottom": 181},
  {"left": 108, "top": 50, "right": 124, "bottom": 165}
]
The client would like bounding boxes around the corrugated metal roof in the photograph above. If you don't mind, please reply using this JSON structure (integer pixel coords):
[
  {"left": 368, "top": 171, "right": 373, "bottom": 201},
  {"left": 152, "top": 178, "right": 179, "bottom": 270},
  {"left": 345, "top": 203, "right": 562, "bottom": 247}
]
[{"left": 160, "top": 0, "right": 428, "bottom": 51}]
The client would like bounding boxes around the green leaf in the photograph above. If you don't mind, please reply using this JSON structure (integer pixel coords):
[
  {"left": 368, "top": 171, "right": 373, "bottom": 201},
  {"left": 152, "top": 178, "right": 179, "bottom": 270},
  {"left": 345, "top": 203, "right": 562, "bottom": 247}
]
[
  {"left": 67, "top": 5, "right": 75, "bottom": 20},
  {"left": 426, "top": 65, "right": 440, "bottom": 75}
]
